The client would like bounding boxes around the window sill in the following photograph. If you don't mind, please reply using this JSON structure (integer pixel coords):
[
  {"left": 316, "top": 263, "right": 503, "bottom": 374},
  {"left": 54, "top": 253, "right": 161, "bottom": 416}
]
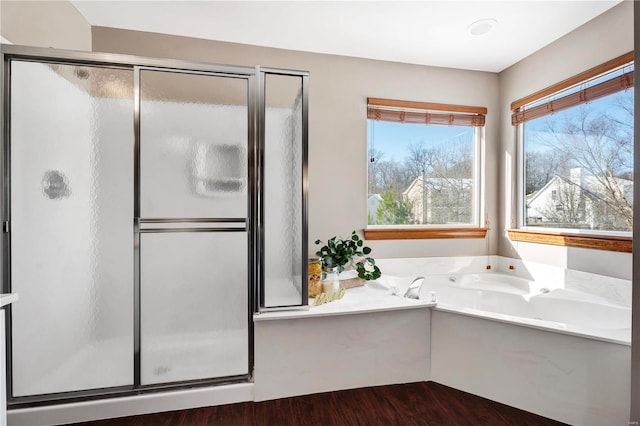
[
  {"left": 507, "top": 229, "right": 632, "bottom": 253},
  {"left": 364, "top": 227, "right": 488, "bottom": 240}
]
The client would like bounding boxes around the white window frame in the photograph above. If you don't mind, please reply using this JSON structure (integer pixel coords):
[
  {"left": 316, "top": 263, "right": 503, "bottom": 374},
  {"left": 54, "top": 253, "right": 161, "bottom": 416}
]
[
  {"left": 508, "top": 52, "right": 634, "bottom": 252},
  {"left": 365, "top": 120, "right": 485, "bottom": 230}
]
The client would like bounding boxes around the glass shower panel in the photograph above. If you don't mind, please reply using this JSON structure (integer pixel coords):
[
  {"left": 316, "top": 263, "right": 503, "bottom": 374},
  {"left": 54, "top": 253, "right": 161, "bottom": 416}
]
[
  {"left": 139, "top": 70, "right": 248, "bottom": 219},
  {"left": 9, "top": 61, "right": 134, "bottom": 396},
  {"left": 263, "top": 74, "right": 304, "bottom": 307},
  {"left": 140, "top": 232, "right": 248, "bottom": 385}
]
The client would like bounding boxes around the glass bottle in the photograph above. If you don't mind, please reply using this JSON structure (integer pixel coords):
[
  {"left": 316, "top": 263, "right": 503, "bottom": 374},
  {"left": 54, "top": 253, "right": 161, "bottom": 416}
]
[
  {"left": 322, "top": 266, "right": 340, "bottom": 296},
  {"left": 308, "top": 257, "right": 322, "bottom": 298}
]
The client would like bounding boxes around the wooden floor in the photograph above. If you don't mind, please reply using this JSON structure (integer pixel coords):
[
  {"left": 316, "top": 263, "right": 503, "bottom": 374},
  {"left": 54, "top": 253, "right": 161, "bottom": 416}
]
[{"left": 69, "top": 382, "right": 565, "bottom": 426}]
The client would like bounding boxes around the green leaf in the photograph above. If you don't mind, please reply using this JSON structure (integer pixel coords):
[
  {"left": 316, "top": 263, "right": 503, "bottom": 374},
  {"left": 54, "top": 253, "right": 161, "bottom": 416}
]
[{"left": 316, "top": 231, "right": 378, "bottom": 279}]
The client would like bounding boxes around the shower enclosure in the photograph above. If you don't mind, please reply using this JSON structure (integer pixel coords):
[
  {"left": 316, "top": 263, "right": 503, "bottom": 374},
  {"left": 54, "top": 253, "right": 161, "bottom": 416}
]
[{"left": 0, "top": 45, "right": 308, "bottom": 406}]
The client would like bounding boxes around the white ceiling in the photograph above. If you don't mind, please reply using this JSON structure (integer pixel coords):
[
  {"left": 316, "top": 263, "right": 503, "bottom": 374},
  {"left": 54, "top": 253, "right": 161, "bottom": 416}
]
[{"left": 71, "top": 1, "right": 622, "bottom": 73}]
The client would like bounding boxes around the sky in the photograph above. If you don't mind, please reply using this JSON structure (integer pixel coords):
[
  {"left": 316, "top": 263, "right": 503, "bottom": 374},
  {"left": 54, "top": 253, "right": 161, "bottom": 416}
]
[
  {"left": 367, "top": 120, "right": 473, "bottom": 163},
  {"left": 367, "top": 85, "right": 633, "bottom": 173},
  {"left": 524, "top": 88, "right": 634, "bottom": 158}
]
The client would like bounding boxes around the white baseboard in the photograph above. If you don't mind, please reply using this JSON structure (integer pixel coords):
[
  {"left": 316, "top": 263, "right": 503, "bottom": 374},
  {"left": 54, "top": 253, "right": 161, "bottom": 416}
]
[{"left": 8, "top": 383, "right": 254, "bottom": 426}]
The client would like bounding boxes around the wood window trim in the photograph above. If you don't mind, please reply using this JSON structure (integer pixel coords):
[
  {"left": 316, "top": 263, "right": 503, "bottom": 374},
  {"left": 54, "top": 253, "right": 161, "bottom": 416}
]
[
  {"left": 510, "top": 51, "right": 634, "bottom": 111},
  {"left": 365, "top": 227, "right": 488, "bottom": 240},
  {"left": 507, "top": 229, "right": 631, "bottom": 253}
]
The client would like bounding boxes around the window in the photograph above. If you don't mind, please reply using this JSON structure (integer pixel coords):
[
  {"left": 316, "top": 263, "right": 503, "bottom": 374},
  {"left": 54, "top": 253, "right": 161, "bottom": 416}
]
[
  {"left": 509, "top": 52, "right": 634, "bottom": 252},
  {"left": 365, "top": 98, "right": 486, "bottom": 239}
]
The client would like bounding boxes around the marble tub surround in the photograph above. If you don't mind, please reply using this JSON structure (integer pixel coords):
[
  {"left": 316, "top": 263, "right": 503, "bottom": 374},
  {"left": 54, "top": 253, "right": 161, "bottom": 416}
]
[
  {"left": 435, "top": 256, "right": 630, "bottom": 344},
  {"left": 256, "top": 255, "right": 631, "bottom": 336},
  {"left": 374, "top": 255, "right": 496, "bottom": 277},
  {"left": 253, "top": 254, "right": 632, "bottom": 422},
  {"left": 254, "top": 308, "right": 430, "bottom": 401},
  {"left": 431, "top": 287, "right": 630, "bottom": 345},
  {"left": 495, "top": 256, "right": 631, "bottom": 307},
  {"left": 376, "top": 255, "right": 631, "bottom": 308},
  {"left": 255, "top": 277, "right": 435, "bottom": 322},
  {"left": 369, "top": 256, "right": 630, "bottom": 425},
  {"left": 431, "top": 310, "right": 630, "bottom": 426},
  {"left": 414, "top": 270, "right": 630, "bottom": 345},
  {"left": 253, "top": 274, "right": 432, "bottom": 402}
]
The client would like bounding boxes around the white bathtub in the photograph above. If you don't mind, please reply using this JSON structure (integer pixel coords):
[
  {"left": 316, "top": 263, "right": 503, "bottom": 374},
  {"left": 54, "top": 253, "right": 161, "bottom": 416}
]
[
  {"left": 408, "top": 272, "right": 631, "bottom": 345},
  {"left": 374, "top": 266, "right": 631, "bottom": 425}
]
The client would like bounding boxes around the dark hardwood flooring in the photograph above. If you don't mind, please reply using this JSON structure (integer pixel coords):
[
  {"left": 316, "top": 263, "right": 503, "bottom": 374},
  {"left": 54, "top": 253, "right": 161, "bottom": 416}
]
[{"left": 69, "top": 382, "right": 565, "bottom": 426}]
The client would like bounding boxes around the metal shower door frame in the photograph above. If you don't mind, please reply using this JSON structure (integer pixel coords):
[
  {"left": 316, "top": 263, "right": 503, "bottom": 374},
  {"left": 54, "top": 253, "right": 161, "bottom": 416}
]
[
  {"left": 133, "top": 65, "right": 255, "bottom": 389},
  {"left": 0, "top": 44, "right": 309, "bottom": 408},
  {"left": 255, "top": 67, "right": 310, "bottom": 311}
]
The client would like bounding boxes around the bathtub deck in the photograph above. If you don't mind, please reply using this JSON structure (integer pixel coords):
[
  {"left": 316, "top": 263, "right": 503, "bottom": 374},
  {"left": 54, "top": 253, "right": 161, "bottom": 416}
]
[{"left": 67, "top": 381, "right": 565, "bottom": 426}]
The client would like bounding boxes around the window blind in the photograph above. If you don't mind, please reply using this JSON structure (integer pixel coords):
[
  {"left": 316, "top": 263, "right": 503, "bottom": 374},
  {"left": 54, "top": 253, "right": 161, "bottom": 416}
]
[
  {"left": 511, "top": 51, "right": 634, "bottom": 125},
  {"left": 367, "top": 98, "right": 486, "bottom": 127},
  {"left": 512, "top": 70, "right": 633, "bottom": 125}
]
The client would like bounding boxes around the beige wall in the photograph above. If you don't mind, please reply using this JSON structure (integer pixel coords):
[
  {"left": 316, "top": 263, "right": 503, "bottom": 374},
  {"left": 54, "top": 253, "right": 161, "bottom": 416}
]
[
  {"left": 3, "top": 1, "right": 632, "bottom": 269},
  {"left": 0, "top": 1, "right": 90, "bottom": 50},
  {"left": 92, "top": 26, "right": 500, "bottom": 259},
  {"left": 498, "top": 1, "right": 634, "bottom": 279}
]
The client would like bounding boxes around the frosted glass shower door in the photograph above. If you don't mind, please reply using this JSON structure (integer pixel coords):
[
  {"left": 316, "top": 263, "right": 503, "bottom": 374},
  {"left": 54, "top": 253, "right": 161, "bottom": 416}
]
[
  {"left": 139, "top": 70, "right": 248, "bottom": 218},
  {"left": 140, "top": 233, "right": 248, "bottom": 384},
  {"left": 139, "top": 69, "right": 249, "bottom": 385},
  {"left": 9, "top": 61, "right": 134, "bottom": 396},
  {"left": 263, "top": 74, "right": 305, "bottom": 307}
]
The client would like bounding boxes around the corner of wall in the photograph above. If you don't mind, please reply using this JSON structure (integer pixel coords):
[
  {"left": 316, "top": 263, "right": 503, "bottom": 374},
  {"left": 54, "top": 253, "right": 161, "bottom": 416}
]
[
  {"left": 0, "top": 1, "right": 91, "bottom": 51},
  {"left": 495, "top": 1, "right": 634, "bottom": 277}
]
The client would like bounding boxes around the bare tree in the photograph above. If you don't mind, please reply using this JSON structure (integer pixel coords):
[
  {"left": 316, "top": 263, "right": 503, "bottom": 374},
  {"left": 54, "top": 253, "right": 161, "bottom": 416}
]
[
  {"left": 525, "top": 150, "right": 571, "bottom": 195},
  {"left": 427, "top": 140, "right": 472, "bottom": 223},
  {"left": 531, "top": 91, "right": 633, "bottom": 230},
  {"left": 368, "top": 130, "right": 474, "bottom": 226},
  {"left": 367, "top": 148, "right": 384, "bottom": 194},
  {"left": 368, "top": 148, "right": 415, "bottom": 200},
  {"left": 406, "top": 142, "right": 437, "bottom": 176},
  {"left": 402, "top": 136, "right": 473, "bottom": 224}
]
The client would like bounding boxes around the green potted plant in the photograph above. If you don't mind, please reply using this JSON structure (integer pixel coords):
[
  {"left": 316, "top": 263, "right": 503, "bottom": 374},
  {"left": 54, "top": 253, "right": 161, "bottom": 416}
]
[{"left": 314, "top": 230, "right": 381, "bottom": 281}]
